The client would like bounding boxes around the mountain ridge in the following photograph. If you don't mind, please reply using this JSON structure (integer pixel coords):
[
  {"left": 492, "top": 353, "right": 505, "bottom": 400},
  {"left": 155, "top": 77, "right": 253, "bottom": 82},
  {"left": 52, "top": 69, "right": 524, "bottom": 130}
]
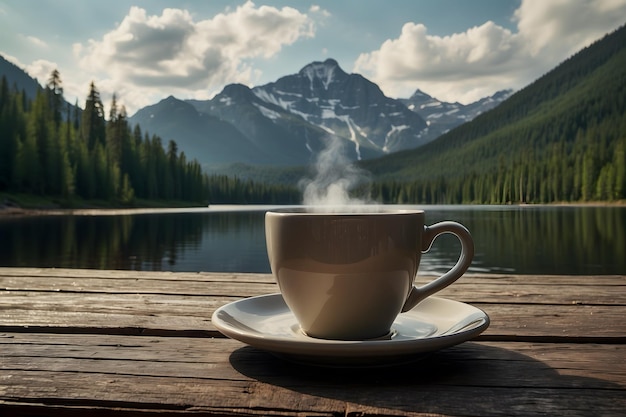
[
  {"left": 2, "top": 23, "right": 623, "bottom": 205},
  {"left": 401, "top": 88, "right": 514, "bottom": 138},
  {"left": 0, "top": 55, "right": 41, "bottom": 99},
  {"left": 129, "top": 59, "right": 510, "bottom": 168},
  {"left": 0, "top": 53, "right": 511, "bottom": 170},
  {"left": 361, "top": 24, "right": 626, "bottom": 204}
]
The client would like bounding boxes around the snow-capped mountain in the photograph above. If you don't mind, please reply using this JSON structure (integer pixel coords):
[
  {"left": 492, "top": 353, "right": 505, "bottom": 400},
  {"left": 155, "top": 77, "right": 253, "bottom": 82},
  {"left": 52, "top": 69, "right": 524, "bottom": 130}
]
[
  {"left": 185, "top": 59, "right": 429, "bottom": 164},
  {"left": 248, "top": 59, "right": 428, "bottom": 159},
  {"left": 130, "top": 59, "right": 511, "bottom": 168},
  {"left": 187, "top": 82, "right": 330, "bottom": 164},
  {"left": 401, "top": 88, "right": 514, "bottom": 139}
]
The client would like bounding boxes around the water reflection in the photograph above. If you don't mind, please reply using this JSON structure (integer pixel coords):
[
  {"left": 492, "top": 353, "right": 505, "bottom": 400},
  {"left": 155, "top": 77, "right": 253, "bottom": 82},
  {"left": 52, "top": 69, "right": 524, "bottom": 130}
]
[
  {"left": 0, "top": 206, "right": 624, "bottom": 275},
  {"left": 0, "top": 211, "right": 267, "bottom": 272},
  {"left": 420, "top": 206, "right": 626, "bottom": 275}
]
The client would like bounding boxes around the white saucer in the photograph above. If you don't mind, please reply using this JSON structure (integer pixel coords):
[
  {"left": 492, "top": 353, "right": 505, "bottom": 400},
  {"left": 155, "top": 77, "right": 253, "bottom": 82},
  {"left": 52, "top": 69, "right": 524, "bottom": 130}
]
[{"left": 212, "top": 294, "right": 489, "bottom": 367}]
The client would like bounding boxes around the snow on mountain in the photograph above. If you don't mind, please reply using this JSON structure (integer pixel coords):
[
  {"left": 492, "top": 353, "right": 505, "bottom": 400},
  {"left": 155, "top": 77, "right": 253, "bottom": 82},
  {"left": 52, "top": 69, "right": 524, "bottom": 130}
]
[
  {"left": 129, "top": 59, "right": 512, "bottom": 168},
  {"left": 401, "top": 88, "right": 514, "bottom": 139},
  {"left": 247, "top": 58, "right": 428, "bottom": 159}
]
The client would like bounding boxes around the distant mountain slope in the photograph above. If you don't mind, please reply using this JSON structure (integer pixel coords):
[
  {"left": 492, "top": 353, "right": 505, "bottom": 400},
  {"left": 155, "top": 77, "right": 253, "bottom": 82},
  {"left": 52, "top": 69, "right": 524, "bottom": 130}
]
[
  {"left": 249, "top": 59, "right": 428, "bottom": 157},
  {"left": 401, "top": 89, "right": 513, "bottom": 139},
  {"left": 1, "top": 52, "right": 510, "bottom": 174},
  {"left": 132, "top": 59, "right": 431, "bottom": 167},
  {"left": 130, "top": 59, "right": 508, "bottom": 168},
  {"left": 130, "top": 95, "right": 282, "bottom": 166},
  {"left": 0, "top": 55, "right": 82, "bottom": 121},
  {"left": 0, "top": 55, "right": 41, "bottom": 99},
  {"left": 188, "top": 83, "right": 329, "bottom": 165},
  {"left": 362, "top": 25, "right": 626, "bottom": 203}
]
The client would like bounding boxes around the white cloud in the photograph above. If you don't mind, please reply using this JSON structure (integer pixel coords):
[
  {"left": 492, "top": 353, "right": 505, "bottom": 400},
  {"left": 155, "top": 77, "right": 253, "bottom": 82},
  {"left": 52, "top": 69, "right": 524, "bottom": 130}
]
[
  {"left": 353, "top": 0, "right": 626, "bottom": 103},
  {"left": 0, "top": 54, "right": 46, "bottom": 82},
  {"left": 0, "top": 54, "right": 94, "bottom": 110},
  {"left": 309, "top": 5, "right": 331, "bottom": 18},
  {"left": 25, "top": 59, "right": 57, "bottom": 83},
  {"left": 25, "top": 35, "right": 47, "bottom": 48},
  {"left": 1, "top": 53, "right": 25, "bottom": 68},
  {"left": 23, "top": 59, "right": 87, "bottom": 108},
  {"left": 73, "top": 1, "right": 316, "bottom": 113},
  {"left": 513, "top": 0, "right": 626, "bottom": 56}
]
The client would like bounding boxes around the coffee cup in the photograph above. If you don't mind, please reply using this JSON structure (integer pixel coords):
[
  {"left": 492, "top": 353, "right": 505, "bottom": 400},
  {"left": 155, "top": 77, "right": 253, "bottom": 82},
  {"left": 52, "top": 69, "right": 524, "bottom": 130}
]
[{"left": 265, "top": 208, "right": 474, "bottom": 340}]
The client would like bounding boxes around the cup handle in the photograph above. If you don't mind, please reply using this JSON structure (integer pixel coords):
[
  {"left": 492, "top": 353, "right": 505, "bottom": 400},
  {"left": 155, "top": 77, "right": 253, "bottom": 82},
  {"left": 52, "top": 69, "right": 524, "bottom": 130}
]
[{"left": 401, "top": 221, "right": 474, "bottom": 312}]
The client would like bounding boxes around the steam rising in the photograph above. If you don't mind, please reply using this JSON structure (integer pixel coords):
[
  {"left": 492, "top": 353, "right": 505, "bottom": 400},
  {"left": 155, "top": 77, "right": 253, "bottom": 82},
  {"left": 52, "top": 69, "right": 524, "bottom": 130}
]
[{"left": 300, "top": 137, "right": 375, "bottom": 211}]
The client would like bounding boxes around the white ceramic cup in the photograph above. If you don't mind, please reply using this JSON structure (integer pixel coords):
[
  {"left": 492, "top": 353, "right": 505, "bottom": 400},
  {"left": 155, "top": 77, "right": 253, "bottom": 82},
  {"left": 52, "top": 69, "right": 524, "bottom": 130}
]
[{"left": 265, "top": 208, "right": 474, "bottom": 340}]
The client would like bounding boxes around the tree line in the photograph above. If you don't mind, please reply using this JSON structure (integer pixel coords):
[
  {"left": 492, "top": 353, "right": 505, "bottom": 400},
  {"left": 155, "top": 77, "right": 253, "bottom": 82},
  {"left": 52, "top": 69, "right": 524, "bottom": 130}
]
[
  {"left": 0, "top": 70, "right": 298, "bottom": 206},
  {"left": 371, "top": 124, "right": 626, "bottom": 205},
  {"left": 206, "top": 175, "right": 300, "bottom": 204},
  {"left": 0, "top": 70, "right": 209, "bottom": 204},
  {"left": 3, "top": 50, "right": 624, "bottom": 208},
  {"left": 364, "top": 25, "right": 626, "bottom": 205}
]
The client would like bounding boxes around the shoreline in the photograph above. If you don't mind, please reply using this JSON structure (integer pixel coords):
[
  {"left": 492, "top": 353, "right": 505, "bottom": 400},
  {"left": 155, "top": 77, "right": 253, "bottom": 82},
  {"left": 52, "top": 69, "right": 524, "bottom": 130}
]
[
  {"left": 2, "top": 201, "right": 625, "bottom": 218},
  {"left": 0, "top": 194, "right": 210, "bottom": 217}
]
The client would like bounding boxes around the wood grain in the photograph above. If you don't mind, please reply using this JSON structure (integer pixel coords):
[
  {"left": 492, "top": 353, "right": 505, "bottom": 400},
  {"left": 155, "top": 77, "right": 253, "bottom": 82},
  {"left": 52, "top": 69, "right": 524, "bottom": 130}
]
[
  {"left": 1, "top": 334, "right": 624, "bottom": 416},
  {"left": 0, "top": 268, "right": 624, "bottom": 416}
]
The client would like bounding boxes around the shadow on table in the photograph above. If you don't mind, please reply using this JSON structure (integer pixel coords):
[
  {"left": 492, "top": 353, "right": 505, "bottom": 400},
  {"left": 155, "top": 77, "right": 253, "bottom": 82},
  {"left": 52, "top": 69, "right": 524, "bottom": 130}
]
[{"left": 230, "top": 342, "right": 624, "bottom": 416}]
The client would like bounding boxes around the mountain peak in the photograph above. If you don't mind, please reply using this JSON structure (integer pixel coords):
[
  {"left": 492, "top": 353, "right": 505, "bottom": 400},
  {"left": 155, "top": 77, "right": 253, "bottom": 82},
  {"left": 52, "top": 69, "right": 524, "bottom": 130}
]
[
  {"left": 409, "top": 89, "right": 433, "bottom": 100},
  {"left": 299, "top": 58, "right": 341, "bottom": 71},
  {"left": 220, "top": 83, "right": 252, "bottom": 96},
  {"left": 162, "top": 95, "right": 179, "bottom": 103},
  {"left": 0, "top": 54, "right": 42, "bottom": 100},
  {"left": 298, "top": 58, "right": 346, "bottom": 89},
  {"left": 321, "top": 58, "right": 339, "bottom": 67},
  {"left": 491, "top": 89, "right": 515, "bottom": 100}
]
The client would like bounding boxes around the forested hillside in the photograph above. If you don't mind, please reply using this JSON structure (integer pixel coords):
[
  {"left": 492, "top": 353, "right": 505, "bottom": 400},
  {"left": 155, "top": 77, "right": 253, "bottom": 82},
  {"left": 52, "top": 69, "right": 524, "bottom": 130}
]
[
  {"left": 364, "top": 25, "right": 626, "bottom": 204},
  {"left": 0, "top": 55, "right": 41, "bottom": 100},
  {"left": 0, "top": 71, "right": 210, "bottom": 205},
  {"left": 0, "top": 71, "right": 300, "bottom": 206},
  {"left": 2, "top": 24, "right": 624, "bottom": 207}
]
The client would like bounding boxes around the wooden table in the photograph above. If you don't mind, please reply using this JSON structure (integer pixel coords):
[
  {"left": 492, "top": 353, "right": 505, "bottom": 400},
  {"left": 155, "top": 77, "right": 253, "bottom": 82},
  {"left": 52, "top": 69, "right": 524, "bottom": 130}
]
[{"left": 0, "top": 268, "right": 624, "bottom": 416}]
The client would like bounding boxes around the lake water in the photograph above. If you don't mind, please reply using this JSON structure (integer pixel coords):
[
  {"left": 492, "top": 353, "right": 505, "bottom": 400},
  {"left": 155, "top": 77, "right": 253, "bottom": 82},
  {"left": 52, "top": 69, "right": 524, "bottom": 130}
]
[{"left": 1, "top": 205, "right": 625, "bottom": 275}]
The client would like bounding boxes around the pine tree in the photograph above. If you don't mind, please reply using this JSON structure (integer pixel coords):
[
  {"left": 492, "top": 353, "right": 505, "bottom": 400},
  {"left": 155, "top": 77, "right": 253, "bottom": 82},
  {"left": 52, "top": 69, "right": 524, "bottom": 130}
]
[
  {"left": 75, "top": 139, "right": 95, "bottom": 198},
  {"left": 167, "top": 140, "right": 179, "bottom": 199},
  {"left": 29, "top": 90, "right": 54, "bottom": 194},
  {"left": 581, "top": 150, "right": 596, "bottom": 201},
  {"left": 46, "top": 69, "right": 64, "bottom": 126},
  {"left": 614, "top": 138, "right": 626, "bottom": 199},
  {"left": 119, "top": 173, "right": 135, "bottom": 204},
  {"left": 106, "top": 94, "right": 124, "bottom": 165},
  {"left": 81, "top": 81, "right": 106, "bottom": 150},
  {"left": 0, "top": 76, "right": 17, "bottom": 190},
  {"left": 13, "top": 131, "right": 39, "bottom": 192}
]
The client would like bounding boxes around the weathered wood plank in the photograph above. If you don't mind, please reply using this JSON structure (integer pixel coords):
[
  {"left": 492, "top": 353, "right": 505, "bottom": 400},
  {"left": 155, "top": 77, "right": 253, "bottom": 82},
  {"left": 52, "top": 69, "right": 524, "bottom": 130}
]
[
  {"left": 1, "top": 291, "right": 625, "bottom": 341},
  {"left": 0, "top": 334, "right": 623, "bottom": 386},
  {"left": 1, "top": 276, "right": 623, "bottom": 305},
  {"left": 2, "top": 373, "right": 624, "bottom": 417},
  {"left": 0, "top": 334, "right": 624, "bottom": 416},
  {"left": 439, "top": 275, "right": 626, "bottom": 305},
  {"left": 1, "top": 267, "right": 624, "bottom": 286},
  {"left": 0, "top": 268, "right": 625, "bottom": 416},
  {"left": 0, "top": 276, "right": 279, "bottom": 298},
  {"left": 0, "top": 267, "right": 277, "bottom": 283},
  {"left": 1, "top": 269, "right": 624, "bottom": 306}
]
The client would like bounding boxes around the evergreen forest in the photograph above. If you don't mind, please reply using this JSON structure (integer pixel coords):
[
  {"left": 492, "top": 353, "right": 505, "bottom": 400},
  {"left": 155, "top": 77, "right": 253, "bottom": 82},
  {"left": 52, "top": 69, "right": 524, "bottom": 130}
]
[
  {"left": 2, "top": 24, "right": 626, "bottom": 208},
  {"left": 0, "top": 71, "right": 298, "bottom": 207},
  {"left": 364, "top": 25, "right": 626, "bottom": 204}
]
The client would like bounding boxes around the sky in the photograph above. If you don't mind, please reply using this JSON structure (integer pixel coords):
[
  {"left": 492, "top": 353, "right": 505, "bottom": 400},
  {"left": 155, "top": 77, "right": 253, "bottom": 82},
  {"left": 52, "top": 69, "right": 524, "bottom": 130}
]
[{"left": 1, "top": 0, "right": 625, "bottom": 116}]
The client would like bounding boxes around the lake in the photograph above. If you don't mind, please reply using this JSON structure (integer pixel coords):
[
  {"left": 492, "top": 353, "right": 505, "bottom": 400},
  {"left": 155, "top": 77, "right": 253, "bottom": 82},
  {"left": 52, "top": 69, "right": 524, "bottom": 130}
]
[{"left": 1, "top": 205, "right": 625, "bottom": 275}]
